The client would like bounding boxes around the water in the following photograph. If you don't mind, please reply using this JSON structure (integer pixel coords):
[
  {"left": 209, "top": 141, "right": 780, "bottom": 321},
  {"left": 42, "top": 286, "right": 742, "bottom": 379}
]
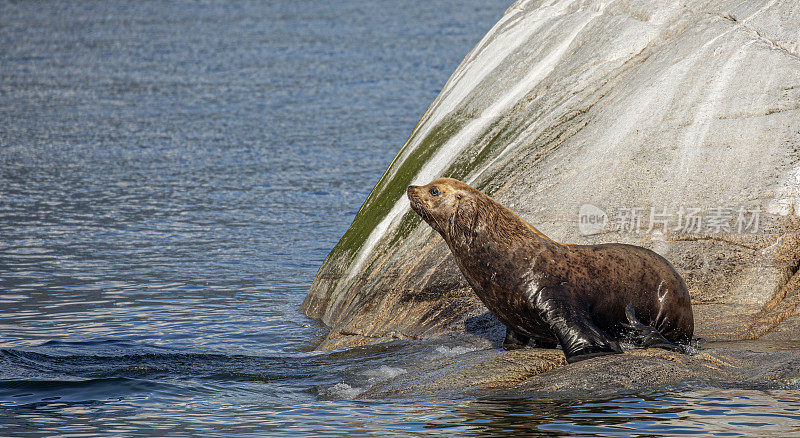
[{"left": 1, "top": 1, "right": 799, "bottom": 436}]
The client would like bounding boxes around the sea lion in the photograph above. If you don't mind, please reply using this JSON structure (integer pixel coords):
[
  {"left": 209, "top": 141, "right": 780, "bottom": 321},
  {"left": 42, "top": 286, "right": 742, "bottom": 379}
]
[{"left": 407, "top": 178, "right": 694, "bottom": 363}]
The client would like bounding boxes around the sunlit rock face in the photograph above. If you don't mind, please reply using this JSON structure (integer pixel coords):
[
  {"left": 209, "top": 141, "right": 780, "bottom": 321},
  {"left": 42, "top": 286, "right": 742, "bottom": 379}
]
[{"left": 302, "top": 0, "right": 800, "bottom": 350}]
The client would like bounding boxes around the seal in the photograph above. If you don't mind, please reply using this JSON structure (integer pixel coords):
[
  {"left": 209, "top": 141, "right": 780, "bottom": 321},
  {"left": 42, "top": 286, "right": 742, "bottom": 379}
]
[{"left": 407, "top": 178, "right": 694, "bottom": 363}]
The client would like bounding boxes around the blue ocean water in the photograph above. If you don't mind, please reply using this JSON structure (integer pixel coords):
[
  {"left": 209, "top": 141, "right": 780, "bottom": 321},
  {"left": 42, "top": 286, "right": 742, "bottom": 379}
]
[{"left": 2, "top": 1, "right": 799, "bottom": 436}]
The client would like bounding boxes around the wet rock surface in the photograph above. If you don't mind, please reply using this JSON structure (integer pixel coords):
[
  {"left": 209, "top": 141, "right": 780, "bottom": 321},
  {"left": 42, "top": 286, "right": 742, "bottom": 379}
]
[
  {"left": 360, "top": 339, "right": 800, "bottom": 399},
  {"left": 303, "top": 0, "right": 800, "bottom": 397}
]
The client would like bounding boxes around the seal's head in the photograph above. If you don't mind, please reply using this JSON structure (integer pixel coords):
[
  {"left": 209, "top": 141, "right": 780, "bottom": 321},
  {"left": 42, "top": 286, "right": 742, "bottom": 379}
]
[
  {"left": 407, "top": 178, "right": 551, "bottom": 247},
  {"left": 406, "top": 178, "right": 478, "bottom": 236}
]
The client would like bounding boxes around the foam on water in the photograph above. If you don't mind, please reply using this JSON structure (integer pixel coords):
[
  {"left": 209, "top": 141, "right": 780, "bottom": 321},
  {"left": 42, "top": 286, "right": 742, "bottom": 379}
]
[
  {"left": 362, "top": 365, "right": 408, "bottom": 380},
  {"left": 434, "top": 345, "right": 477, "bottom": 357},
  {"left": 320, "top": 382, "right": 363, "bottom": 400},
  {"left": 319, "top": 367, "right": 408, "bottom": 400}
]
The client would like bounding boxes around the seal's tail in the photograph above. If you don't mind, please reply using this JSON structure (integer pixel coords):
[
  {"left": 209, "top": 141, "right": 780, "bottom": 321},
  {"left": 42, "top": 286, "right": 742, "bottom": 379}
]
[{"left": 623, "top": 304, "right": 688, "bottom": 353}]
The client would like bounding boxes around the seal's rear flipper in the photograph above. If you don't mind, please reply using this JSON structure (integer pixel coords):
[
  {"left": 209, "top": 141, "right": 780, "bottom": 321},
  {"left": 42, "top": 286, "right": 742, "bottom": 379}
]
[
  {"left": 533, "top": 285, "right": 622, "bottom": 363},
  {"left": 624, "top": 304, "right": 686, "bottom": 353}
]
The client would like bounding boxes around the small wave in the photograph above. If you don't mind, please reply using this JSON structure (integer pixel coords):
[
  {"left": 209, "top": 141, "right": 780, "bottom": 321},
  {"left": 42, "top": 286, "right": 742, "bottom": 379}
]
[
  {"left": 434, "top": 345, "right": 476, "bottom": 357},
  {"left": 318, "top": 366, "right": 408, "bottom": 400},
  {"left": 319, "top": 382, "right": 362, "bottom": 399},
  {"left": 36, "top": 339, "right": 151, "bottom": 348},
  {"left": 0, "top": 376, "right": 172, "bottom": 407},
  {"left": 0, "top": 346, "right": 322, "bottom": 390},
  {"left": 0, "top": 376, "right": 140, "bottom": 392},
  {"left": 361, "top": 365, "right": 407, "bottom": 380}
]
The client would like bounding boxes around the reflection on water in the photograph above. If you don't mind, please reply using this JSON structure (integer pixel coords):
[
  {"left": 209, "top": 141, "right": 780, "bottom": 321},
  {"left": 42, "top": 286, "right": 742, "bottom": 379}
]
[
  {"left": 2, "top": 0, "right": 799, "bottom": 436},
  {"left": 454, "top": 391, "right": 800, "bottom": 436}
]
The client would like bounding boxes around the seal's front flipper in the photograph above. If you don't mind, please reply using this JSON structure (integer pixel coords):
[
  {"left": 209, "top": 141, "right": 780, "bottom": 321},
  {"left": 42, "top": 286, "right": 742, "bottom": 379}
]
[
  {"left": 502, "top": 327, "right": 529, "bottom": 350},
  {"left": 533, "top": 285, "right": 622, "bottom": 363},
  {"left": 624, "top": 304, "right": 686, "bottom": 353}
]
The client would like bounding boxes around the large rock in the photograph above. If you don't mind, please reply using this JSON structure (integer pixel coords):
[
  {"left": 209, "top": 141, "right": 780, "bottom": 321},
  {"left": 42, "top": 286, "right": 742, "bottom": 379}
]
[
  {"left": 302, "top": 0, "right": 800, "bottom": 357},
  {"left": 362, "top": 342, "right": 800, "bottom": 398}
]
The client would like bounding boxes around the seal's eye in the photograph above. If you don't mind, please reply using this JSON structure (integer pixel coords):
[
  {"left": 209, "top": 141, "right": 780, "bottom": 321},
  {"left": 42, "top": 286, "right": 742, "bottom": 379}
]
[{"left": 429, "top": 187, "right": 440, "bottom": 196}]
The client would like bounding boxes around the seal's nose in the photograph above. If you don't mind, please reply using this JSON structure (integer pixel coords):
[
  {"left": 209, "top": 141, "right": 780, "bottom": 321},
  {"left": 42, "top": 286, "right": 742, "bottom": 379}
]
[{"left": 407, "top": 185, "right": 418, "bottom": 191}]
